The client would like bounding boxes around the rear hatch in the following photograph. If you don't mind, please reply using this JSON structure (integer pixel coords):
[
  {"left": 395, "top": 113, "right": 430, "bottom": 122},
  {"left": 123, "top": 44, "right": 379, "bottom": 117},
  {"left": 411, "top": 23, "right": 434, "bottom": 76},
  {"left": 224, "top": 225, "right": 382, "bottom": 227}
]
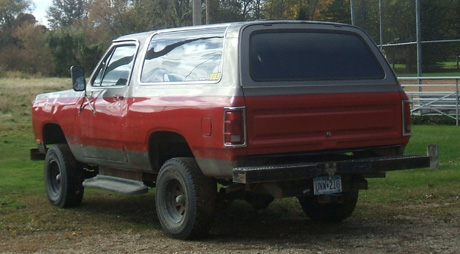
[{"left": 239, "top": 22, "right": 408, "bottom": 155}]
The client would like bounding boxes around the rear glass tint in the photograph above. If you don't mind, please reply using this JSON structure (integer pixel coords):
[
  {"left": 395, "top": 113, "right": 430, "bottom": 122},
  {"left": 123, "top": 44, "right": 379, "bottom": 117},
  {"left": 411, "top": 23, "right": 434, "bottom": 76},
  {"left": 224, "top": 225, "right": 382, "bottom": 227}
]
[{"left": 250, "top": 31, "right": 384, "bottom": 81}]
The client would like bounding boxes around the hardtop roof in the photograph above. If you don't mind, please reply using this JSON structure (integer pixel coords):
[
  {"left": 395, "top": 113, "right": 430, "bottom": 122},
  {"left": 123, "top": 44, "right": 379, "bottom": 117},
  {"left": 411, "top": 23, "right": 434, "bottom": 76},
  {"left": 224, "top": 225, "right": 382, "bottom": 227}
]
[{"left": 113, "top": 20, "right": 354, "bottom": 43}]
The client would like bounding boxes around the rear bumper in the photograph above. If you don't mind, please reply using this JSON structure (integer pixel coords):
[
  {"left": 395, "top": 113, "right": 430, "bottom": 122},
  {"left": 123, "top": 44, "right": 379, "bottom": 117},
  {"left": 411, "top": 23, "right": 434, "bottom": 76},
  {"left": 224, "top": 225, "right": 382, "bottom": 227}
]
[{"left": 233, "top": 155, "right": 431, "bottom": 184}]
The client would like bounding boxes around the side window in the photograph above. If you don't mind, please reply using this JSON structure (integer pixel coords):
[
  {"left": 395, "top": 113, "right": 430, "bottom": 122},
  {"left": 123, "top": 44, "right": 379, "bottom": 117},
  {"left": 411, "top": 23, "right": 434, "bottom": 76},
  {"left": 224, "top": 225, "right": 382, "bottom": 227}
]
[
  {"left": 92, "top": 44, "right": 137, "bottom": 87},
  {"left": 141, "top": 27, "right": 225, "bottom": 83}
]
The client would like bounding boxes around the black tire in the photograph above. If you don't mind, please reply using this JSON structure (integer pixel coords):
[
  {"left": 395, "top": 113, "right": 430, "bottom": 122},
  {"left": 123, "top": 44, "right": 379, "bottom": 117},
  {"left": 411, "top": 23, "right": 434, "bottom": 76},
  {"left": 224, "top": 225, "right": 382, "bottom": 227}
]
[
  {"left": 44, "top": 144, "right": 84, "bottom": 208},
  {"left": 298, "top": 190, "right": 359, "bottom": 223},
  {"left": 155, "top": 158, "right": 216, "bottom": 240}
]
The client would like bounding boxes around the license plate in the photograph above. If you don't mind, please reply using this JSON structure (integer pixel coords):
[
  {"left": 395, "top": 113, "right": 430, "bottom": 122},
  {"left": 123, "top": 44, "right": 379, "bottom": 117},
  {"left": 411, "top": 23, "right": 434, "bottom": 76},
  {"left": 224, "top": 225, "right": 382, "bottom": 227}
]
[{"left": 313, "top": 175, "right": 342, "bottom": 195}]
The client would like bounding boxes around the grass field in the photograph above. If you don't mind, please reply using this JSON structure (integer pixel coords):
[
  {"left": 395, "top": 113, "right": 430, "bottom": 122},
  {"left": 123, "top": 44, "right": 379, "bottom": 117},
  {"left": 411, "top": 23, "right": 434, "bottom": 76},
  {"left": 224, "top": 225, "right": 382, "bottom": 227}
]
[
  {"left": 1, "top": 77, "right": 459, "bottom": 237},
  {"left": 390, "top": 60, "right": 460, "bottom": 77}
]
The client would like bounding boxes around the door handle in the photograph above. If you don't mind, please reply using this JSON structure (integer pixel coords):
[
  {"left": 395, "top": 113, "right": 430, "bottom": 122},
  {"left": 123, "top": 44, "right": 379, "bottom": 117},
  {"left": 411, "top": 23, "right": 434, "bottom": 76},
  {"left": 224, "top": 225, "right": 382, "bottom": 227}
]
[{"left": 115, "top": 95, "right": 124, "bottom": 100}]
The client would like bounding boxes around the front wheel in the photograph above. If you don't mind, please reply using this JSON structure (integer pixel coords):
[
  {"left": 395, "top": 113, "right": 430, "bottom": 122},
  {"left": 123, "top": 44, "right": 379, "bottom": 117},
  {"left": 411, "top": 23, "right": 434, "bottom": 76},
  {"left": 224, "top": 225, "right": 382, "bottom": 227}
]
[
  {"left": 298, "top": 189, "right": 359, "bottom": 223},
  {"left": 44, "top": 144, "right": 84, "bottom": 208},
  {"left": 155, "top": 158, "right": 216, "bottom": 240}
]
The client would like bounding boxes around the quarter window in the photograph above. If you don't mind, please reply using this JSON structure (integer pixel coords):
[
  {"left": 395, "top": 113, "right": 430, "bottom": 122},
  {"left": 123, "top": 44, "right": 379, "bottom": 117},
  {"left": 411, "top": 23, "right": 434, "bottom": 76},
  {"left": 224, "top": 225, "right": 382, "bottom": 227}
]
[{"left": 141, "top": 27, "right": 225, "bottom": 83}]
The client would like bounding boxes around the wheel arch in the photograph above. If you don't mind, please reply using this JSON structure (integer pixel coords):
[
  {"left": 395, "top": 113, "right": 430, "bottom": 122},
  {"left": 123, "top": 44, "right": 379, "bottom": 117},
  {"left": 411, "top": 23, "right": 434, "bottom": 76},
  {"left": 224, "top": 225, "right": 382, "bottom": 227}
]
[
  {"left": 148, "top": 131, "right": 194, "bottom": 172},
  {"left": 41, "top": 123, "right": 67, "bottom": 151}
]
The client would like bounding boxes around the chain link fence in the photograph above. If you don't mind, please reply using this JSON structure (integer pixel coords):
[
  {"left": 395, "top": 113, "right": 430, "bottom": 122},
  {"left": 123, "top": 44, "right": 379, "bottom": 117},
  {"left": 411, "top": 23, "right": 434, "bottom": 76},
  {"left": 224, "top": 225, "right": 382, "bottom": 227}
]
[{"left": 351, "top": 0, "right": 460, "bottom": 76}]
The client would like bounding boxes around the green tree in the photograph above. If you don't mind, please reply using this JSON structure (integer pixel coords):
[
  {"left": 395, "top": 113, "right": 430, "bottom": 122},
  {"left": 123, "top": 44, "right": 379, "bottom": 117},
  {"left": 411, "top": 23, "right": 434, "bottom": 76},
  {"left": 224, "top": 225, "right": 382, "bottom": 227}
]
[
  {"left": 210, "top": 0, "right": 249, "bottom": 22},
  {"left": 262, "top": 0, "right": 332, "bottom": 20},
  {"left": 0, "top": 0, "right": 30, "bottom": 29},
  {"left": 47, "top": 28, "right": 105, "bottom": 76},
  {"left": 321, "top": 0, "right": 351, "bottom": 24},
  {"left": 132, "top": 0, "right": 193, "bottom": 29},
  {"left": 353, "top": 0, "right": 379, "bottom": 40},
  {"left": 0, "top": 0, "right": 31, "bottom": 48},
  {"left": 420, "top": 0, "right": 458, "bottom": 72},
  {"left": 0, "top": 0, "right": 55, "bottom": 75},
  {"left": 13, "top": 22, "right": 53, "bottom": 75},
  {"left": 382, "top": 0, "right": 416, "bottom": 73},
  {"left": 47, "top": 0, "right": 87, "bottom": 28},
  {"left": 48, "top": 30, "right": 78, "bottom": 76}
]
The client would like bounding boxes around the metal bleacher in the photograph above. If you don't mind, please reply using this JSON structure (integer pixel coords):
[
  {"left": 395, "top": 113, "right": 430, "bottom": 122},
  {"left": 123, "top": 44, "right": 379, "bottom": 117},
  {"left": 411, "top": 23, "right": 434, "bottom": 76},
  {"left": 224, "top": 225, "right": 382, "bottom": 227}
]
[{"left": 399, "top": 77, "right": 460, "bottom": 126}]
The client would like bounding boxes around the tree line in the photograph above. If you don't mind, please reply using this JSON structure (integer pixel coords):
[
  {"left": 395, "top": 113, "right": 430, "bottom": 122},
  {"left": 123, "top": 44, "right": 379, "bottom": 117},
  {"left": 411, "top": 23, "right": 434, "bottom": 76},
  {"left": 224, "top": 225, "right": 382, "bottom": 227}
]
[
  {"left": 0, "top": 0, "right": 349, "bottom": 77},
  {"left": 1, "top": 0, "right": 459, "bottom": 77}
]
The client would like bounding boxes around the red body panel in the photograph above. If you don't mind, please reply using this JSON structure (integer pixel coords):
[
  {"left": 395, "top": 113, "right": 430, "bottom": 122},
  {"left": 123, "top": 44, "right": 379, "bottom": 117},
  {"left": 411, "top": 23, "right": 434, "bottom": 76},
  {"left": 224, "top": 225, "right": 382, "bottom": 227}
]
[
  {"left": 32, "top": 93, "right": 80, "bottom": 144},
  {"left": 245, "top": 91, "right": 409, "bottom": 155},
  {"left": 33, "top": 90, "right": 409, "bottom": 164}
]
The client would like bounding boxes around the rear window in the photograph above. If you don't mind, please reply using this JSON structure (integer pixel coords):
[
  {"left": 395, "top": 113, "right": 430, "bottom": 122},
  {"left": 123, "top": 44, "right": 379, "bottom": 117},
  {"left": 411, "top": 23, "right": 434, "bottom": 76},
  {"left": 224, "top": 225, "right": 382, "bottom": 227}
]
[
  {"left": 250, "top": 31, "right": 384, "bottom": 81},
  {"left": 141, "top": 27, "right": 226, "bottom": 83}
]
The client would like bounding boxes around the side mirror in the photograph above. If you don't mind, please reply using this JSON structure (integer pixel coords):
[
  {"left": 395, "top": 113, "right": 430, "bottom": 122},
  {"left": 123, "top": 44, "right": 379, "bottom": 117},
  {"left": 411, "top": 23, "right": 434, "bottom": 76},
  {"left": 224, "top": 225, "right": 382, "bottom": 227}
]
[{"left": 70, "top": 66, "right": 86, "bottom": 92}]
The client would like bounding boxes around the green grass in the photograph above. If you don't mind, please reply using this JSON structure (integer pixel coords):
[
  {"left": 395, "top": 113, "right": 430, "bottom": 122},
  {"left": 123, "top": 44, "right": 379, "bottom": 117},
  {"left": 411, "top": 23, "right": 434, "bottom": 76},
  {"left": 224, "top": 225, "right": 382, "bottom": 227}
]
[
  {"left": 358, "top": 125, "right": 460, "bottom": 216},
  {"left": 1, "top": 78, "right": 460, "bottom": 235},
  {"left": 0, "top": 78, "right": 68, "bottom": 210},
  {"left": 443, "top": 61, "right": 460, "bottom": 69},
  {"left": 390, "top": 61, "right": 460, "bottom": 76},
  {"left": 0, "top": 78, "right": 157, "bottom": 234}
]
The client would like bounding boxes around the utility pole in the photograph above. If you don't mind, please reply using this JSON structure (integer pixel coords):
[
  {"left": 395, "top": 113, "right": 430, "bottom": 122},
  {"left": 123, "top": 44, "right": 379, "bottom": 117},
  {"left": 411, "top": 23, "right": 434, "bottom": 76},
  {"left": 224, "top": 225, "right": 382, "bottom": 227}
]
[
  {"left": 416, "top": 0, "right": 422, "bottom": 78},
  {"left": 206, "top": 0, "right": 210, "bottom": 24},
  {"left": 193, "top": 0, "right": 202, "bottom": 26},
  {"left": 350, "top": 0, "right": 355, "bottom": 25},
  {"left": 415, "top": 0, "right": 423, "bottom": 94},
  {"left": 379, "top": 0, "right": 383, "bottom": 50}
]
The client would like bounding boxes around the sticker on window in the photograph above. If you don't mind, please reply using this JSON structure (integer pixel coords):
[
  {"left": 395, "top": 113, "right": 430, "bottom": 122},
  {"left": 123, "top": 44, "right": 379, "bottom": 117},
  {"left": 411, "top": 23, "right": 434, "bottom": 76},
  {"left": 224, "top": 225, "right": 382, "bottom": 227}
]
[{"left": 209, "top": 73, "right": 221, "bottom": 80}]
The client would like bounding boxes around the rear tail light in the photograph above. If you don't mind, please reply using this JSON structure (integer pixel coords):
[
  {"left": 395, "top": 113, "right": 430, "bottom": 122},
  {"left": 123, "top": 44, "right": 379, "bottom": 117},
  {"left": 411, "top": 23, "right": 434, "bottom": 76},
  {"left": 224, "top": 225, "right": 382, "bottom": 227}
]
[
  {"left": 223, "top": 107, "right": 246, "bottom": 147},
  {"left": 402, "top": 100, "right": 412, "bottom": 136}
]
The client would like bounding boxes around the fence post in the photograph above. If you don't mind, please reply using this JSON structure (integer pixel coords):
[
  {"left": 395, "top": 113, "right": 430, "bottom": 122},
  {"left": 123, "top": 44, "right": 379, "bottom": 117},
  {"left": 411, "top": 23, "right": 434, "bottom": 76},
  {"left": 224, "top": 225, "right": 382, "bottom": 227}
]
[
  {"left": 350, "top": 0, "right": 355, "bottom": 26},
  {"left": 427, "top": 144, "right": 439, "bottom": 169},
  {"left": 416, "top": 0, "right": 422, "bottom": 90},
  {"left": 457, "top": 79, "right": 459, "bottom": 126}
]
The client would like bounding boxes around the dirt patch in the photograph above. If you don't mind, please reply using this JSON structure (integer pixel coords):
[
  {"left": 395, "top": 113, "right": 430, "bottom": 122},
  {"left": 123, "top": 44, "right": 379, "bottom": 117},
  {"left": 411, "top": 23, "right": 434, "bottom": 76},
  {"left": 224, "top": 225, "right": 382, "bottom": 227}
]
[{"left": 1, "top": 195, "right": 459, "bottom": 253}]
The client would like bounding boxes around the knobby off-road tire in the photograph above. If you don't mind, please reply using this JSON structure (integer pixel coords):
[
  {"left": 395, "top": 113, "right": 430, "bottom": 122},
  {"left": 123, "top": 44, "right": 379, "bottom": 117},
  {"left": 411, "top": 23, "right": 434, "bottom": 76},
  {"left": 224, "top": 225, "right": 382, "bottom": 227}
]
[
  {"left": 155, "top": 158, "right": 216, "bottom": 240},
  {"left": 298, "top": 189, "right": 359, "bottom": 223},
  {"left": 44, "top": 144, "right": 84, "bottom": 208}
]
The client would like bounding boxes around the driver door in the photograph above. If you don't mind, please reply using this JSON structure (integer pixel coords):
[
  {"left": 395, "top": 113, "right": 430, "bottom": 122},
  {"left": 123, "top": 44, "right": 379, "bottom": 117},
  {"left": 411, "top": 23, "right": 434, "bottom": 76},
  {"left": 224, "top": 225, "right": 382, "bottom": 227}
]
[{"left": 78, "top": 42, "right": 137, "bottom": 164}]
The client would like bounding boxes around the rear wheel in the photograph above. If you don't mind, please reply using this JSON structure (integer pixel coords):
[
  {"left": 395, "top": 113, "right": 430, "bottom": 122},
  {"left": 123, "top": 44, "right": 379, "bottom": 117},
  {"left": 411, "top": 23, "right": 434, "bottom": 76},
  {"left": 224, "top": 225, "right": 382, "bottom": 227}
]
[
  {"left": 44, "top": 144, "right": 84, "bottom": 208},
  {"left": 155, "top": 158, "right": 216, "bottom": 240},
  {"left": 298, "top": 189, "right": 359, "bottom": 223}
]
